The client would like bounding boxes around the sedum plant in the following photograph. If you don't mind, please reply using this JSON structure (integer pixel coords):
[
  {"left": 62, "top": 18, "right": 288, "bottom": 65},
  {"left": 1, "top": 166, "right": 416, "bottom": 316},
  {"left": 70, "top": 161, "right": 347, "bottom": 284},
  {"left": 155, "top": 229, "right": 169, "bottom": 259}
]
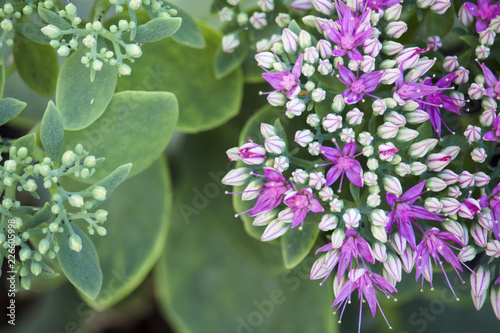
[{"left": 221, "top": 0, "right": 500, "bottom": 331}]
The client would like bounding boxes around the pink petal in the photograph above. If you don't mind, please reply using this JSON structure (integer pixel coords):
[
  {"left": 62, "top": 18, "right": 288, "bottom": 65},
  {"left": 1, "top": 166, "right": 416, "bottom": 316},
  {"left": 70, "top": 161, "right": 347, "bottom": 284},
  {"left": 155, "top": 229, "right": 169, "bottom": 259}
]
[
  {"left": 326, "top": 166, "right": 342, "bottom": 187},
  {"left": 338, "top": 65, "right": 355, "bottom": 85},
  {"left": 401, "top": 181, "right": 426, "bottom": 204},
  {"left": 321, "top": 146, "right": 342, "bottom": 161},
  {"left": 480, "top": 63, "right": 498, "bottom": 87},
  {"left": 345, "top": 162, "right": 363, "bottom": 187}
]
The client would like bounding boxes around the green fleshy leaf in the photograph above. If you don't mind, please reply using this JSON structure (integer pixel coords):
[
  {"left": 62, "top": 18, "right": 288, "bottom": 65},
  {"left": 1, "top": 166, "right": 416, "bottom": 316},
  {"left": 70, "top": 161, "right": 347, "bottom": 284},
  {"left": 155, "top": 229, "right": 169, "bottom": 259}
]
[
  {"left": 19, "top": 203, "right": 52, "bottom": 232},
  {"left": 13, "top": 133, "right": 36, "bottom": 154},
  {"left": 56, "top": 44, "right": 117, "bottom": 130},
  {"left": 167, "top": 3, "right": 206, "bottom": 48},
  {"left": 210, "top": 0, "right": 227, "bottom": 13},
  {"left": 55, "top": 223, "right": 103, "bottom": 300},
  {"left": 213, "top": 37, "right": 249, "bottom": 79},
  {"left": 40, "top": 101, "right": 64, "bottom": 162},
  {"left": 350, "top": 182, "right": 361, "bottom": 205},
  {"left": 82, "top": 159, "right": 171, "bottom": 310},
  {"left": 116, "top": 23, "right": 242, "bottom": 133},
  {"left": 38, "top": 6, "right": 71, "bottom": 29},
  {"left": 133, "top": 17, "right": 182, "bottom": 43},
  {"left": 63, "top": 91, "right": 178, "bottom": 183},
  {"left": 154, "top": 130, "right": 337, "bottom": 333},
  {"left": 0, "top": 57, "right": 4, "bottom": 98},
  {"left": 459, "top": 35, "right": 478, "bottom": 48},
  {"left": 83, "top": 163, "right": 132, "bottom": 209},
  {"left": 288, "top": 20, "right": 302, "bottom": 36},
  {"left": 0, "top": 98, "right": 26, "bottom": 125},
  {"left": 129, "top": 8, "right": 138, "bottom": 41},
  {"left": 281, "top": 218, "right": 320, "bottom": 269},
  {"left": 14, "top": 22, "right": 51, "bottom": 45},
  {"left": 13, "top": 33, "right": 58, "bottom": 97},
  {"left": 426, "top": 3, "right": 455, "bottom": 37},
  {"left": 242, "top": 51, "right": 265, "bottom": 83}
]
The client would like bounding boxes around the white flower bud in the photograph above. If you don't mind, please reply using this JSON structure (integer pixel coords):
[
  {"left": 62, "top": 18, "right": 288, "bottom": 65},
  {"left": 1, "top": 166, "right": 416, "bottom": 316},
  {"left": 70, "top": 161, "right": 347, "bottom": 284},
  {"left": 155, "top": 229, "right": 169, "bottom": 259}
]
[
  {"left": 265, "top": 135, "right": 286, "bottom": 154},
  {"left": 69, "top": 234, "right": 83, "bottom": 252},
  {"left": 331, "top": 229, "right": 345, "bottom": 249},
  {"left": 471, "top": 148, "right": 487, "bottom": 163},
  {"left": 384, "top": 176, "right": 402, "bottom": 196},
  {"left": 292, "top": 169, "right": 308, "bottom": 184},
  {"left": 68, "top": 194, "right": 84, "bottom": 208},
  {"left": 409, "top": 139, "right": 438, "bottom": 158},
  {"left": 221, "top": 167, "right": 251, "bottom": 186},
  {"left": 426, "top": 177, "right": 447, "bottom": 192},
  {"left": 282, "top": 28, "right": 298, "bottom": 54},
  {"left": 222, "top": 34, "right": 240, "bottom": 53},
  {"left": 319, "top": 214, "right": 338, "bottom": 231},
  {"left": 41, "top": 24, "right": 61, "bottom": 38},
  {"left": 474, "top": 172, "right": 490, "bottom": 187}
]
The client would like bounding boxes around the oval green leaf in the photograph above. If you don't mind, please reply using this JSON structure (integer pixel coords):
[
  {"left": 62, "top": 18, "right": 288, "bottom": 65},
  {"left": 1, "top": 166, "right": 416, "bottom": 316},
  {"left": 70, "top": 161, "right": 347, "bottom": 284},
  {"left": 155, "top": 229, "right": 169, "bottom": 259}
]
[
  {"left": 40, "top": 101, "right": 64, "bottom": 162},
  {"left": 83, "top": 163, "right": 132, "bottom": 209},
  {"left": 56, "top": 44, "right": 117, "bottom": 130},
  {"left": 214, "top": 38, "right": 249, "bottom": 79},
  {"left": 38, "top": 6, "right": 71, "bottom": 30},
  {"left": 62, "top": 91, "right": 178, "bottom": 182},
  {"left": 281, "top": 218, "right": 320, "bottom": 269},
  {"left": 13, "top": 33, "right": 58, "bottom": 97},
  {"left": 14, "top": 132, "right": 36, "bottom": 154},
  {"left": 55, "top": 223, "right": 103, "bottom": 300},
  {"left": 15, "top": 22, "right": 51, "bottom": 45},
  {"left": 19, "top": 202, "right": 52, "bottom": 232},
  {"left": 134, "top": 16, "right": 182, "bottom": 43},
  {"left": 0, "top": 97, "right": 26, "bottom": 125},
  {"left": 116, "top": 22, "right": 242, "bottom": 133},
  {"left": 167, "top": 3, "right": 205, "bottom": 48},
  {"left": 82, "top": 159, "right": 171, "bottom": 310}
]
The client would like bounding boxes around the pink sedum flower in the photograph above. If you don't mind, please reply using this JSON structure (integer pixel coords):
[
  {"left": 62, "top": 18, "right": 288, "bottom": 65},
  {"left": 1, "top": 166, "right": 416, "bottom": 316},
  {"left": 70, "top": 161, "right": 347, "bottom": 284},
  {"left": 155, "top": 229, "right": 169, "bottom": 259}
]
[
  {"left": 320, "top": 141, "right": 364, "bottom": 191},
  {"left": 284, "top": 187, "right": 324, "bottom": 228},
  {"left": 262, "top": 54, "right": 303, "bottom": 99}
]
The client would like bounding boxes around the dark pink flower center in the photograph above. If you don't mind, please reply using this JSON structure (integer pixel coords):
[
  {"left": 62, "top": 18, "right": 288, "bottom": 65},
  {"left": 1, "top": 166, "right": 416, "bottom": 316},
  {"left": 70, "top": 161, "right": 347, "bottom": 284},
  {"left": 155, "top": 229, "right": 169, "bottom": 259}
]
[
  {"left": 478, "top": 5, "right": 495, "bottom": 21},
  {"left": 288, "top": 193, "right": 309, "bottom": 209},
  {"left": 336, "top": 155, "right": 354, "bottom": 170},
  {"left": 350, "top": 79, "right": 366, "bottom": 94},
  {"left": 280, "top": 73, "right": 298, "bottom": 91},
  {"left": 340, "top": 35, "right": 355, "bottom": 50},
  {"left": 395, "top": 202, "right": 411, "bottom": 221}
]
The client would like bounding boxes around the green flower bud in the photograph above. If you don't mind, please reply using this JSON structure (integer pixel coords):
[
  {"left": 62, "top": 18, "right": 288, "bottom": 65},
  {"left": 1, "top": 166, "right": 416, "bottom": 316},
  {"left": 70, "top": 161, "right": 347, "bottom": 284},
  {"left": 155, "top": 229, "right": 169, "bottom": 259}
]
[
  {"left": 69, "top": 38, "right": 79, "bottom": 49},
  {"left": 44, "top": 180, "right": 52, "bottom": 189},
  {"left": 17, "top": 147, "right": 28, "bottom": 159},
  {"left": 1, "top": 19, "right": 13, "bottom": 32},
  {"left": 39, "top": 164, "right": 51, "bottom": 176},
  {"left": 4, "top": 3, "right": 14, "bottom": 13},
  {"left": 80, "top": 168, "right": 90, "bottom": 179},
  {"left": 21, "top": 276, "right": 31, "bottom": 290},
  {"left": 33, "top": 251, "right": 43, "bottom": 262},
  {"left": 68, "top": 194, "right": 84, "bottom": 208},
  {"left": 2, "top": 198, "right": 13, "bottom": 209},
  {"left": 96, "top": 226, "right": 107, "bottom": 236},
  {"left": 118, "top": 19, "right": 128, "bottom": 30},
  {"left": 53, "top": 244, "right": 60, "bottom": 253},
  {"left": 4, "top": 159, "right": 17, "bottom": 172},
  {"left": 49, "top": 222, "right": 59, "bottom": 232},
  {"left": 92, "top": 186, "right": 107, "bottom": 201},
  {"left": 41, "top": 24, "right": 61, "bottom": 38},
  {"left": 95, "top": 209, "right": 108, "bottom": 221},
  {"left": 19, "top": 247, "right": 31, "bottom": 261},
  {"left": 83, "top": 35, "right": 95, "bottom": 48},
  {"left": 69, "top": 233, "right": 83, "bottom": 252},
  {"left": 3, "top": 177, "right": 13, "bottom": 187},
  {"left": 125, "top": 44, "right": 142, "bottom": 58},
  {"left": 23, "top": 179, "right": 37, "bottom": 192},
  {"left": 39, "top": 239, "right": 50, "bottom": 254},
  {"left": 75, "top": 144, "right": 84, "bottom": 155},
  {"left": 92, "top": 21, "right": 103, "bottom": 31},
  {"left": 20, "top": 266, "right": 29, "bottom": 277},
  {"left": 12, "top": 217, "right": 22, "bottom": 230},
  {"left": 23, "top": 5, "right": 33, "bottom": 15},
  {"left": 83, "top": 155, "right": 96, "bottom": 167},
  {"left": 129, "top": 0, "right": 142, "bottom": 10},
  {"left": 92, "top": 60, "right": 103, "bottom": 71},
  {"left": 65, "top": 3, "right": 77, "bottom": 15},
  {"left": 31, "top": 261, "right": 42, "bottom": 276},
  {"left": 48, "top": 250, "right": 56, "bottom": 259},
  {"left": 118, "top": 63, "right": 131, "bottom": 76},
  {"left": 110, "top": 24, "right": 118, "bottom": 33},
  {"left": 61, "top": 150, "right": 76, "bottom": 165}
]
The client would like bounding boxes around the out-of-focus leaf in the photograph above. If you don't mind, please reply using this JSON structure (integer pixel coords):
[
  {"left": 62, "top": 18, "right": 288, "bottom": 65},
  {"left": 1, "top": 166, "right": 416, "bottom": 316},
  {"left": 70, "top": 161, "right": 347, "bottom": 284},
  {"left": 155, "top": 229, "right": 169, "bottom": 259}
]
[
  {"left": 15, "top": 22, "right": 51, "bottom": 45},
  {"left": 281, "top": 219, "right": 320, "bottom": 269},
  {"left": 14, "top": 133, "right": 36, "bottom": 155},
  {"left": 426, "top": 3, "right": 455, "bottom": 37},
  {"left": 133, "top": 16, "right": 182, "bottom": 42},
  {"left": 167, "top": 3, "right": 205, "bottom": 48},
  {"left": 214, "top": 37, "right": 249, "bottom": 79},
  {"left": 38, "top": 6, "right": 71, "bottom": 29}
]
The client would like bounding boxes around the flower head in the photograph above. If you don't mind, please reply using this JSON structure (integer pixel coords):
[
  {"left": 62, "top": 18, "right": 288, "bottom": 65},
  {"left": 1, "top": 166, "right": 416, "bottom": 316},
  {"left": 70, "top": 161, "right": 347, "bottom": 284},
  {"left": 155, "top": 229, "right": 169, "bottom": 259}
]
[
  {"left": 479, "top": 62, "right": 500, "bottom": 99},
  {"left": 386, "top": 181, "right": 442, "bottom": 249},
  {"left": 416, "top": 227, "right": 465, "bottom": 298},
  {"left": 463, "top": 0, "right": 500, "bottom": 32},
  {"left": 320, "top": 1, "right": 374, "bottom": 61},
  {"left": 479, "top": 183, "right": 500, "bottom": 240},
  {"left": 483, "top": 114, "right": 500, "bottom": 142},
  {"left": 284, "top": 187, "right": 324, "bottom": 228},
  {"left": 337, "top": 65, "right": 383, "bottom": 104},
  {"left": 320, "top": 141, "right": 363, "bottom": 191},
  {"left": 262, "top": 54, "right": 303, "bottom": 99},
  {"left": 332, "top": 268, "right": 397, "bottom": 332}
]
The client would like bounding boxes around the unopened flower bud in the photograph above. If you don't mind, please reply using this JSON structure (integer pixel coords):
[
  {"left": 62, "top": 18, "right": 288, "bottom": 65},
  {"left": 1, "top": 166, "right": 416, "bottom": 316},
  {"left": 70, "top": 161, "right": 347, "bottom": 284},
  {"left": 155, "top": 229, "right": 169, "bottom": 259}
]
[
  {"left": 385, "top": 21, "right": 407, "bottom": 38},
  {"left": 316, "top": 39, "right": 332, "bottom": 59},
  {"left": 382, "top": 41, "right": 404, "bottom": 55},
  {"left": 425, "top": 197, "right": 443, "bottom": 213},
  {"left": 250, "top": 12, "right": 267, "bottom": 29},
  {"left": 409, "top": 139, "right": 438, "bottom": 158},
  {"left": 41, "top": 24, "right": 61, "bottom": 38},
  {"left": 68, "top": 194, "right": 84, "bottom": 208},
  {"left": 427, "top": 153, "right": 452, "bottom": 171},
  {"left": 458, "top": 246, "right": 477, "bottom": 262},
  {"left": 471, "top": 148, "right": 487, "bottom": 163},
  {"left": 486, "top": 240, "right": 500, "bottom": 258},
  {"left": 282, "top": 28, "right": 298, "bottom": 54},
  {"left": 474, "top": 172, "right": 490, "bottom": 187},
  {"left": 261, "top": 219, "right": 288, "bottom": 241},
  {"left": 222, "top": 167, "right": 251, "bottom": 186},
  {"left": 265, "top": 135, "right": 286, "bottom": 154},
  {"left": 472, "top": 266, "right": 491, "bottom": 298},
  {"left": 319, "top": 214, "right": 338, "bottom": 231},
  {"left": 384, "top": 176, "right": 402, "bottom": 196},
  {"left": 372, "top": 99, "right": 387, "bottom": 115},
  {"left": 430, "top": 0, "right": 451, "bottom": 14},
  {"left": 454, "top": 66, "right": 469, "bottom": 84},
  {"left": 426, "top": 177, "right": 447, "bottom": 192},
  {"left": 69, "top": 233, "right": 83, "bottom": 252},
  {"left": 471, "top": 223, "right": 488, "bottom": 247}
]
